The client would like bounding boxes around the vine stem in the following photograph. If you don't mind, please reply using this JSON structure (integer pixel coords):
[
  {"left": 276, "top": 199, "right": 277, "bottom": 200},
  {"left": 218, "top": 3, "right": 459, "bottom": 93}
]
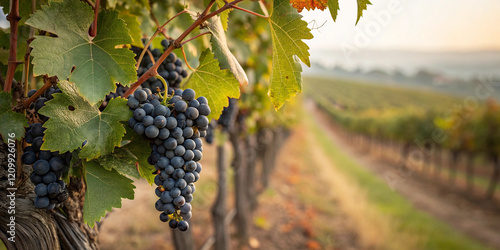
[
  {"left": 148, "top": 1, "right": 177, "bottom": 40},
  {"left": 181, "top": 32, "right": 211, "bottom": 46},
  {"left": 23, "top": 0, "right": 36, "bottom": 97},
  {"left": 89, "top": 0, "right": 100, "bottom": 37},
  {"left": 201, "top": 0, "right": 216, "bottom": 17},
  {"left": 124, "top": 0, "right": 244, "bottom": 97},
  {"left": 230, "top": 4, "right": 269, "bottom": 18},
  {"left": 146, "top": 49, "right": 156, "bottom": 64},
  {"left": 22, "top": 77, "right": 55, "bottom": 108},
  {"left": 136, "top": 9, "right": 189, "bottom": 69},
  {"left": 23, "top": 43, "right": 33, "bottom": 96},
  {"left": 4, "top": 0, "right": 21, "bottom": 93}
]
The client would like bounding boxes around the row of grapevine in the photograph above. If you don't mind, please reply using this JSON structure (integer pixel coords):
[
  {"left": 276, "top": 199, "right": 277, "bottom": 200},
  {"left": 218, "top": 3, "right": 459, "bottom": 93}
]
[{"left": 306, "top": 78, "right": 500, "bottom": 199}]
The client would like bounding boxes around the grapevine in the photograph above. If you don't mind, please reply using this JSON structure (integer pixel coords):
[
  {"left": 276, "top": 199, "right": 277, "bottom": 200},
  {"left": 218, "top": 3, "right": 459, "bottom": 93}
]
[{"left": 0, "top": 0, "right": 374, "bottom": 247}]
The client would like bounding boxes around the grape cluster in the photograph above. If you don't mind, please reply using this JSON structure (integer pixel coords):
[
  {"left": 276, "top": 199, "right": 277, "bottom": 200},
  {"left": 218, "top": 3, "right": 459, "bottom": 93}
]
[
  {"left": 132, "top": 39, "right": 188, "bottom": 93},
  {"left": 24, "top": 87, "right": 71, "bottom": 210},
  {"left": 22, "top": 123, "right": 71, "bottom": 210},
  {"left": 127, "top": 87, "right": 210, "bottom": 231}
]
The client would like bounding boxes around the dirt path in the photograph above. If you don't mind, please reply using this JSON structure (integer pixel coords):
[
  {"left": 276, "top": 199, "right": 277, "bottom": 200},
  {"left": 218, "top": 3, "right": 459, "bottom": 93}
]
[
  {"left": 248, "top": 122, "right": 360, "bottom": 250},
  {"left": 308, "top": 101, "right": 500, "bottom": 249}
]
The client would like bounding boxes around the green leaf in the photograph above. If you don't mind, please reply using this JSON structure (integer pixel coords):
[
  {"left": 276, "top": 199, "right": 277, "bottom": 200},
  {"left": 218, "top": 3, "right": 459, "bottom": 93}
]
[
  {"left": 328, "top": 0, "right": 340, "bottom": 21},
  {"left": 25, "top": 0, "right": 137, "bottom": 104},
  {"left": 0, "top": 92, "right": 28, "bottom": 142},
  {"left": 215, "top": 0, "right": 231, "bottom": 31},
  {"left": 39, "top": 81, "right": 131, "bottom": 160},
  {"left": 96, "top": 147, "right": 141, "bottom": 179},
  {"left": 122, "top": 128, "right": 155, "bottom": 185},
  {"left": 268, "top": 0, "right": 313, "bottom": 109},
  {"left": 185, "top": 49, "right": 240, "bottom": 120},
  {"left": 207, "top": 16, "right": 248, "bottom": 85},
  {"left": 119, "top": 11, "right": 144, "bottom": 48},
  {"left": 356, "top": 0, "right": 372, "bottom": 24},
  {"left": 83, "top": 160, "right": 135, "bottom": 228}
]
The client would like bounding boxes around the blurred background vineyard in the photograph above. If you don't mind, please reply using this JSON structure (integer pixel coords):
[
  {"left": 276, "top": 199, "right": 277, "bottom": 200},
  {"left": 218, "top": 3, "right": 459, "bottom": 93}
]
[{"left": 2, "top": 0, "right": 500, "bottom": 249}]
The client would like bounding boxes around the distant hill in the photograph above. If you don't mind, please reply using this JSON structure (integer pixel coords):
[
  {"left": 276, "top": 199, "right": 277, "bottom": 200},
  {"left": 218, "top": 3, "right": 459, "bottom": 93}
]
[{"left": 304, "top": 50, "right": 500, "bottom": 100}]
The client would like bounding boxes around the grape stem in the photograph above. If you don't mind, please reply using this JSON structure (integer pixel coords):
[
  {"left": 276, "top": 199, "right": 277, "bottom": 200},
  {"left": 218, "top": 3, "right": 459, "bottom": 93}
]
[
  {"left": 148, "top": 2, "right": 175, "bottom": 40},
  {"left": 124, "top": 0, "right": 245, "bottom": 97},
  {"left": 89, "top": 0, "right": 100, "bottom": 37},
  {"left": 230, "top": 4, "right": 269, "bottom": 19},
  {"left": 136, "top": 10, "right": 189, "bottom": 69},
  {"left": 181, "top": 32, "right": 211, "bottom": 46},
  {"left": 146, "top": 49, "right": 156, "bottom": 65},
  {"left": 154, "top": 75, "right": 169, "bottom": 105},
  {"left": 181, "top": 47, "right": 195, "bottom": 71},
  {"left": 4, "top": 0, "right": 21, "bottom": 93}
]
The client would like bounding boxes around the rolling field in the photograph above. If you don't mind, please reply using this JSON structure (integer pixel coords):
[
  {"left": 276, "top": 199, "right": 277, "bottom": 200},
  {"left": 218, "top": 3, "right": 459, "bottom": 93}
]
[
  {"left": 304, "top": 77, "right": 461, "bottom": 111},
  {"left": 304, "top": 76, "right": 500, "bottom": 195}
]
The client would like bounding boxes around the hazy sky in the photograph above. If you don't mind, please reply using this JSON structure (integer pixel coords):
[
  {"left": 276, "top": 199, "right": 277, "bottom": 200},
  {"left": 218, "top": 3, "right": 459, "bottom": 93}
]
[
  {"left": 301, "top": 0, "right": 500, "bottom": 52},
  {"left": 2, "top": 2, "right": 499, "bottom": 52}
]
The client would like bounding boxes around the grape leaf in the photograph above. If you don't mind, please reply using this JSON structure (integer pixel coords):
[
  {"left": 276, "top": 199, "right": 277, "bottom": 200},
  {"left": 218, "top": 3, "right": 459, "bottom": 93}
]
[
  {"left": 122, "top": 128, "right": 156, "bottom": 185},
  {"left": 356, "top": 0, "right": 372, "bottom": 24},
  {"left": 25, "top": 0, "right": 137, "bottom": 104},
  {"left": 83, "top": 160, "right": 135, "bottom": 228},
  {"left": 268, "top": 0, "right": 313, "bottom": 109},
  {"left": 185, "top": 49, "right": 240, "bottom": 120},
  {"left": 96, "top": 147, "right": 141, "bottom": 179},
  {"left": 328, "top": 0, "right": 340, "bottom": 21},
  {"left": 207, "top": 16, "right": 248, "bottom": 86},
  {"left": 215, "top": 0, "right": 231, "bottom": 31},
  {"left": 0, "top": 92, "right": 28, "bottom": 142},
  {"left": 119, "top": 11, "right": 144, "bottom": 48},
  {"left": 39, "top": 81, "right": 131, "bottom": 160}
]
